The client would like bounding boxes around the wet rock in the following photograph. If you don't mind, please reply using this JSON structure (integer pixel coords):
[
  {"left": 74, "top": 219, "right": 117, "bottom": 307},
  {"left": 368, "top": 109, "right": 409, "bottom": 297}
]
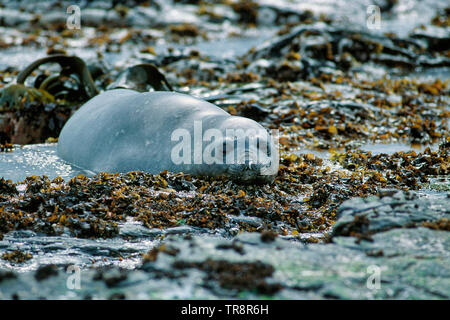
[
  {"left": 0, "top": 178, "right": 18, "bottom": 195},
  {"left": 107, "top": 64, "right": 173, "bottom": 92},
  {"left": 108, "top": 292, "right": 126, "bottom": 300},
  {"left": 216, "top": 241, "right": 245, "bottom": 255},
  {"left": 173, "top": 258, "right": 283, "bottom": 295},
  {"left": 0, "top": 270, "right": 16, "bottom": 283},
  {"left": 411, "top": 26, "right": 450, "bottom": 52},
  {"left": 0, "top": 223, "right": 448, "bottom": 299},
  {"left": 0, "top": 191, "right": 449, "bottom": 301},
  {"left": 234, "top": 102, "right": 271, "bottom": 122},
  {"left": 260, "top": 229, "right": 277, "bottom": 243},
  {"left": 165, "top": 226, "right": 197, "bottom": 235},
  {"left": 0, "top": 9, "right": 33, "bottom": 26},
  {"left": 247, "top": 24, "right": 450, "bottom": 77},
  {"left": 34, "top": 264, "right": 59, "bottom": 281},
  {"left": 94, "top": 267, "right": 128, "bottom": 288},
  {"left": 0, "top": 106, "right": 73, "bottom": 144},
  {"left": 333, "top": 191, "right": 450, "bottom": 237},
  {"left": 119, "top": 219, "right": 163, "bottom": 238}
]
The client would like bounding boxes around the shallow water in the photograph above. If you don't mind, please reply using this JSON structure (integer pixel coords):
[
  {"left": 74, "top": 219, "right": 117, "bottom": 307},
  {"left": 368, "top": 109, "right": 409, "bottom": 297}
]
[
  {"left": 360, "top": 142, "right": 440, "bottom": 155},
  {"left": 0, "top": 144, "right": 86, "bottom": 182},
  {"left": 0, "top": 227, "right": 156, "bottom": 272},
  {"left": 0, "top": 217, "right": 226, "bottom": 273}
]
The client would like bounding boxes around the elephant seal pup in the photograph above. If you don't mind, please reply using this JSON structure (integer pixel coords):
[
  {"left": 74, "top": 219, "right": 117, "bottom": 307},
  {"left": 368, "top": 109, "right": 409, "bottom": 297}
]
[{"left": 57, "top": 89, "right": 278, "bottom": 183}]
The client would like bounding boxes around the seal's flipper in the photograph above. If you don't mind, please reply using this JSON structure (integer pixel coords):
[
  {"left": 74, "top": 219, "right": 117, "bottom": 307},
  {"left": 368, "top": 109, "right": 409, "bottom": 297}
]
[{"left": 107, "top": 64, "right": 173, "bottom": 92}]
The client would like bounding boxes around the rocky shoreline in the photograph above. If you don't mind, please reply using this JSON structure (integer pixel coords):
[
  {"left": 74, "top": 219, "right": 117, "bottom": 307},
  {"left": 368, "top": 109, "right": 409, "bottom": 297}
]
[
  {"left": 0, "top": 0, "right": 449, "bottom": 299},
  {"left": 0, "top": 190, "right": 448, "bottom": 299}
]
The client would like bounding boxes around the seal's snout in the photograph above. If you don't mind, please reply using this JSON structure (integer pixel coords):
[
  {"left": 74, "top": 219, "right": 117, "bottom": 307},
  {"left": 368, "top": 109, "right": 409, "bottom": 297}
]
[
  {"left": 228, "top": 150, "right": 277, "bottom": 183},
  {"left": 240, "top": 160, "right": 264, "bottom": 173}
]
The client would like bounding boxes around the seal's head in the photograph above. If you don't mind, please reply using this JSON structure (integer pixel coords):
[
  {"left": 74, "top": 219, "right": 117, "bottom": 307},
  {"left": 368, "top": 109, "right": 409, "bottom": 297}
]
[{"left": 201, "top": 116, "right": 279, "bottom": 183}]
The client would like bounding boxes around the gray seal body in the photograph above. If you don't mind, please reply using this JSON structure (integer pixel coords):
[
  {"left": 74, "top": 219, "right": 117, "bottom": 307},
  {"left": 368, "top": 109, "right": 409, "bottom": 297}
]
[{"left": 57, "top": 89, "right": 278, "bottom": 183}]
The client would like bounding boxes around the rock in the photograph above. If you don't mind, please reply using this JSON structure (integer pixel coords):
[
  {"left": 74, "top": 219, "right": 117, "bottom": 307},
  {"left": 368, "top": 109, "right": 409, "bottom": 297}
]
[
  {"left": 332, "top": 190, "right": 450, "bottom": 237},
  {"left": 0, "top": 9, "right": 33, "bottom": 26},
  {"left": 1, "top": 216, "right": 447, "bottom": 299},
  {"left": 34, "top": 264, "right": 59, "bottom": 281},
  {"left": 0, "top": 270, "right": 16, "bottom": 283}
]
